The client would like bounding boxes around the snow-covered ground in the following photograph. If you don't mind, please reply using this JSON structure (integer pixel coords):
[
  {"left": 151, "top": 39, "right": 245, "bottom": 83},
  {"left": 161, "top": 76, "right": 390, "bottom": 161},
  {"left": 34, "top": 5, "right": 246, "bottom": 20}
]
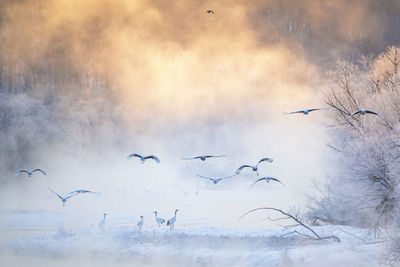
[{"left": 0, "top": 209, "right": 383, "bottom": 267}]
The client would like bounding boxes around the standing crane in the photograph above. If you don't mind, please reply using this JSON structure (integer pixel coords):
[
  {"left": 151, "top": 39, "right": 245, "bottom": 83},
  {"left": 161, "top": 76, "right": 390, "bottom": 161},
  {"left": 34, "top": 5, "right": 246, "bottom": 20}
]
[
  {"left": 153, "top": 211, "right": 165, "bottom": 227},
  {"left": 99, "top": 213, "right": 108, "bottom": 231},
  {"left": 137, "top": 216, "right": 144, "bottom": 231},
  {"left": 167, "top": 209, "right": 179, "bottom": 230}
]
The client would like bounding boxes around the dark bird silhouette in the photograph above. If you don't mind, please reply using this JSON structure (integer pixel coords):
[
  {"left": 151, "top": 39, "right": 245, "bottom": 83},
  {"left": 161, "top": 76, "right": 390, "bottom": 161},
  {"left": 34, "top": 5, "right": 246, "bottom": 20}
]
[
  {"left": 196, "top": 174, "right": 235, "bottom": 184},
  {"left": 15, "top": 169, "right": 47, "bottom": 177},
  {"left": 206, "top": 9, "right": 214, "bottom": 14},
  {"left": 127, "top": 153, "right": 160, "bottom": 164},
  {"left": 182, "top": 155, "right": 226, "bottom": 161},
  {"left": 49, "top": 188, "right": 100, "bottom": 206},
  {"left": 251, "top": 176, "right": 285, "bottom": 187},
  {"left": 285, "top": 108, "right": 327, "bottom": 115},
  {"left": 348, "top": 109, "right": 380, "bottom": 117},
  {"left": 236, "top": 158, "right": 273, "bottom": 175}
]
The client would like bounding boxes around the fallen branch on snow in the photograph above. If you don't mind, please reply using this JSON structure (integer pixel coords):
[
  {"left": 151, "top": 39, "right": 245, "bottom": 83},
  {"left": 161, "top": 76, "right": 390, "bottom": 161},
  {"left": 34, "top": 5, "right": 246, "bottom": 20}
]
[{"left": 238, "top": 207, "right": 340, "bottom": 242}]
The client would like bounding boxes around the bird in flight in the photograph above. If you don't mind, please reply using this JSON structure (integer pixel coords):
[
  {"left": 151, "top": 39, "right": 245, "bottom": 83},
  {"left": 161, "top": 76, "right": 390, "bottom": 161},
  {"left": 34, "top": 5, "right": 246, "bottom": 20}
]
[
  {"left": 206, "top": 10, "right": 214, "bottom": 14},
  {"left": 196, "top": 174, "right": 235, "bottom": 184},
  {"left": 348, "top": 109, "right": 380, "bottom": 117},
  {"left": 48, "top": 188, "right": 100, "bottom": 206},
  {"left": 236, "top": 158, "right": 273, "bottom": 175},
  {"left": 15, "top": 169, "right": 47, "bottom": 177},
  {"left": 182, "top": 155, "right": 226, "bottom": 161},
  {"left": 251, "top": 176, "right": 285, "bottom": 187},
  {"left": 285, "top": 108, "right": 327, "bottom": 115},
  {"left": 127, "top": 153, "right": 160, "bottom": 164}
]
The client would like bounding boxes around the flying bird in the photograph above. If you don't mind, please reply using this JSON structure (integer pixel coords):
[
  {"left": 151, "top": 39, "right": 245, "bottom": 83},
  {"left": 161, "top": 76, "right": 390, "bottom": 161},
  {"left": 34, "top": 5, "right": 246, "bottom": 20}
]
[
  {"left": 206, "top": 9, "right": 214, "bottom": 14},
  {"left": 99, "top": 213, "right": 108, "bottom": 231},
  {"left": 196, "top": 174, "right": 235, "bottom": 184},
  {"left": 15, "top": 169, "right": 47, "bottom": 177},
  {"left": 348, "top": 109, "right": 380, "bottom": 117},
  {"left": 251, "top": 176, "right": 285, "bottom": 187},
  {"left": 48, "top": 188, "right": 100, "bottom": 206},
  {"left": 127, "top": 153, "right": 160, "bottom": 164},
  {"left": 182, "top": 155, "right": 226, "bottom": 161},
  {"left": 153, "top": 211, "right": 165, "bottom": 227},
  {"left": 236, "top": 158, "right": 273, "bottom": 175},
  {"left": 137, "top": 216, "right": 144, "bottom": 231},
  {"left": 285, "top": 108, "right": 327, "bottom": 115},
  {"left": 166, "top": 209, "right": 179, "bottom": 230}
]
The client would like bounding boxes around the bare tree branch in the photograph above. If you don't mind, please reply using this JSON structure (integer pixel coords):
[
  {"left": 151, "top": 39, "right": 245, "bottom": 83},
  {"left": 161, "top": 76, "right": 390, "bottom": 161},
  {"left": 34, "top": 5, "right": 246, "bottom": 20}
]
[{"left": 238, "top": 207, "right": 340, "bottom": 242}]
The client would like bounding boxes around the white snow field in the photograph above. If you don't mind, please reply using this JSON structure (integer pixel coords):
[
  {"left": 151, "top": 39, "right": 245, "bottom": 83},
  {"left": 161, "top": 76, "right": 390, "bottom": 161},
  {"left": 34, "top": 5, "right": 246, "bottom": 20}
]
[{"left": 0, "top": 209, "right": 383, "bottom": 267}]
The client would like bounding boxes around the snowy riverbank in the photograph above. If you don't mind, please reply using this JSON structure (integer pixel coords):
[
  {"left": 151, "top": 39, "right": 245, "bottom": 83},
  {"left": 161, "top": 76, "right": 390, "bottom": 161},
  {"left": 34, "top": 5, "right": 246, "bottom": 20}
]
[{"left": 0, "top": 209, "right": 383, "bottom": 267}]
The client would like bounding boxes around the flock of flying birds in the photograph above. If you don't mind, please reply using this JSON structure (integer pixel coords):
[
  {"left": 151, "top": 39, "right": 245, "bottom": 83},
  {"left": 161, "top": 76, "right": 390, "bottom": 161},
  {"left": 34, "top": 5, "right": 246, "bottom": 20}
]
[
  {"left": 13, "top": 106, "right": 380, "bottom": 230},
  {"left": 14, "top": 106, "right": 380, "bottom": 230},
  {"left": 13, "top": 105, "right": 380, "bottom": 231}
]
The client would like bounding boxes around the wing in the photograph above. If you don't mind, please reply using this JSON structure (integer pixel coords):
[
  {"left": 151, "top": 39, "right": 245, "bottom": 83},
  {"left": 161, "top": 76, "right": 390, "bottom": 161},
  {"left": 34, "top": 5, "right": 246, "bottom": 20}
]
[
  {"left": 235, "top": 165, "right": 252, "bottom": 174},
  {"left": 65, "top": 190, "right": 100, "bottom": 200},
  {"left": 67, "top": 190, "right": 100, "bottom": 196},
  {"left": 257, "top": 158, "right": 273, "bottom": 165},
  {"left": 365, "top": 110, "right": 380, "bottom": 116},
  {"left": 251, "top": 178, "right": 265, "bottom": 186},
  {"left": 127, "top": 153, "right": 142, "bottom": 159},
  {"left": 308, "top": 108, "right": 327, "bottom": 112},
  {"left": 220, "top": 174, "right": 235, "bottom": 180},
  {"left": 32, "top": 169, "right": 47, "bottom": 175},
  {"left": 284, "top": 110, "right": 303, "bottom": 114},
  {"left": 181, "top": 156, "right": 200, "bottom": 160},
  {"left": 48, "top": 188, "right": 64, "bottom": 200},
  {"left": 349, "top": 110, "right": 361, "bottom": 117},
  {"left": 270, "top": 177, "right": 285, "bottom": 186},
  {"left": 206, "top": 155, "right": 226, "bottom": 158},
  {"left": 144, "top": 155, "right": 160, "bottom": 163},
  {"left": 196, "top": 174, "right": 214, "bottom": 181},
  {"left": 15, "top": 170, "right": 29, "bottom": 176}
]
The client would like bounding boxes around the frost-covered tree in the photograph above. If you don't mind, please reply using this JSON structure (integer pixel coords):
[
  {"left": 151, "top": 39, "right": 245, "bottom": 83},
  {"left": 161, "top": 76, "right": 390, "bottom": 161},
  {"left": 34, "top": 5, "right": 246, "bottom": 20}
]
[{"left": 309, "top": 46, "right": 400, "bottom": 234}]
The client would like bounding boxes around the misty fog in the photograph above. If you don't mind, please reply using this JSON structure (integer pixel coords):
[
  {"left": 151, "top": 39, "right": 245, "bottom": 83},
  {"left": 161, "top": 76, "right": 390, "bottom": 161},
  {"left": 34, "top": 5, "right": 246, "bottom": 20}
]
[{"left": 1, "top": 0, "right": 399, "bottom": 266}]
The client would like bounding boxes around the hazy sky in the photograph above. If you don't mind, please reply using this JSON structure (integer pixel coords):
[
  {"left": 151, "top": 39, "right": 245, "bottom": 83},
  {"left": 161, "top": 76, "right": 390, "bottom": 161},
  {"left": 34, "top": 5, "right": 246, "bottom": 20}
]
[{"left": 0, "top": 0, "right": 398, "bottom": 228}]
